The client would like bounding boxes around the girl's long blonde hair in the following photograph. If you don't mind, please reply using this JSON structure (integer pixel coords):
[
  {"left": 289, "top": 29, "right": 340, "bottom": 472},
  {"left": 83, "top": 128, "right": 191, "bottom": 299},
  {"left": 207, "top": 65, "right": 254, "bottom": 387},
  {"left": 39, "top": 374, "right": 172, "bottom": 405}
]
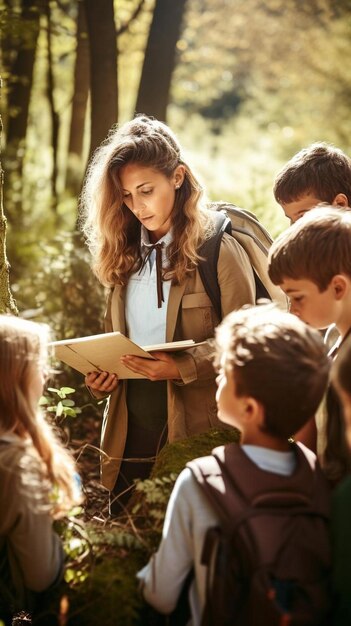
[
  {"left": 80, "top": 115, "right": 214, "bottom": 287},
  {"left": 0, "top": 315, "right": 81, "bottom": 517}
]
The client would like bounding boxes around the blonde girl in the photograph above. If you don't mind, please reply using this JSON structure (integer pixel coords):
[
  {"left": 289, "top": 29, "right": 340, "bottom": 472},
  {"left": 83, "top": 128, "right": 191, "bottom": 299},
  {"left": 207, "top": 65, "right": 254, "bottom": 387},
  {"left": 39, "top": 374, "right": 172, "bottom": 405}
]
[
  {"left": 80, "top": 115, "right": 256, "bottom": 514},
  {"left": 0, "top": 315, "right": 81, "bottom": 617}
]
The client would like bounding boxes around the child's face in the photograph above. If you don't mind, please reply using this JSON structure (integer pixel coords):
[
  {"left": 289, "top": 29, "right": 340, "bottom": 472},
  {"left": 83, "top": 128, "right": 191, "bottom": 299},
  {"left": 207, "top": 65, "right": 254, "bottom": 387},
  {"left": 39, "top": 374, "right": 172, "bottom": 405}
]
[
  {"left": 338, "top": 387, "right": 351, "bottom": 449},
  {"left": 280, "top": 277, "right": 339, "bottom": 329},
  {"left": 281, "top": 193, "right": 322, "bottom": 224},
  {"left": 216, "top": 356, "right": 245, "bottom": 429}
]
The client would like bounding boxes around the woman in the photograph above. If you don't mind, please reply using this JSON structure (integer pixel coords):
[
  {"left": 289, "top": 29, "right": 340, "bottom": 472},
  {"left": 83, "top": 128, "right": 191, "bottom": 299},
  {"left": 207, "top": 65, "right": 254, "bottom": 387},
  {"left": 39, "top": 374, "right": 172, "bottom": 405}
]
[{"left": 80, "top": 115, "right": 256, "bottom": 514}]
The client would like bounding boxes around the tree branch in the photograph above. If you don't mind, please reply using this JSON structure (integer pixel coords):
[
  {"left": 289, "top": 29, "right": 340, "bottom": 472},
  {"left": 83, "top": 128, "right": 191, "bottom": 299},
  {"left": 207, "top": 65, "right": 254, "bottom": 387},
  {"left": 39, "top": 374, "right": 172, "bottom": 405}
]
[{"left": 116, "top": 0, "right": 146, "bottom": 37}]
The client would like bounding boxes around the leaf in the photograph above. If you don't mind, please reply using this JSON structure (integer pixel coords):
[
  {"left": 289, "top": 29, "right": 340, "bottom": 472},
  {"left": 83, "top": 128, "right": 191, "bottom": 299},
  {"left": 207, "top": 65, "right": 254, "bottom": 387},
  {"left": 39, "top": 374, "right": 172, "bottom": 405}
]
[
  {"left": 62, "top": 399, "right": 75, "bottom": 407},
  {"left": 64, "top": 568, "right": 76, "bottom": 583},
  {"left": 63, "top": 408, "right": 77, "bottom": 417},
  {"left": 67, "top": 537, "right": 85, "bottom": 552},
  {"left": 60, "top": 387, "right": 76, "bottom": 395},
  {"left": 67, "top": 506, "right": 84, "bottom": 517},
  {"left": 56, "top": 401, "right": 63, "bottom": 417}
]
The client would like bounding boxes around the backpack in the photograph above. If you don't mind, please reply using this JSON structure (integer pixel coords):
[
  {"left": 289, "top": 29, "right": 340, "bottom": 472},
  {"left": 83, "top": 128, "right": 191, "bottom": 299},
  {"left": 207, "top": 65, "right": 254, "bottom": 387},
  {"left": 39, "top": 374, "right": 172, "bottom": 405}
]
[
  {"left": 187, "top": 443, "right": 332, "bottom": 626},
  {"left": 198, "top": 202, "right": 287, "bottom": 319}
]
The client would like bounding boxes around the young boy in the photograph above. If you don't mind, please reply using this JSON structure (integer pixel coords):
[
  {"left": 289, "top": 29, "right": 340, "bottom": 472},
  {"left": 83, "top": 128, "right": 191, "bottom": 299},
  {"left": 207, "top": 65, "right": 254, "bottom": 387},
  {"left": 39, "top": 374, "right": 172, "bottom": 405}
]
[
  {"left": 273, "top": 142, "right": 351, "bottom": 224},
  {"left": 268, "top": 206, "right": 351, "bottom": 483},
  {"left": 137, "top": 303, "right": 331, "bottom": 625}
]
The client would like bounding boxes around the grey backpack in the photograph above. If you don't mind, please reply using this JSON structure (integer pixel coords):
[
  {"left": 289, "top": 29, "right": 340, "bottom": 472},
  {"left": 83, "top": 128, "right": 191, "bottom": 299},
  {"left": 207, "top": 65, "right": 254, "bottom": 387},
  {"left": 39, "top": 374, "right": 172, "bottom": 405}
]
[{"left": 198, "top": 202, "right": 286, "bottom": 319}]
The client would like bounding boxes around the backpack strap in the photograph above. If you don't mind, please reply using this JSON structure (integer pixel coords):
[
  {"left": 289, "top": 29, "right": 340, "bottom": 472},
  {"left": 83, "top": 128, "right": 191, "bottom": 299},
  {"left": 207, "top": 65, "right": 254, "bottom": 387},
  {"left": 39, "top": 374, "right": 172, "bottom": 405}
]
[
  {"left": 197, "top": 212, "right": 232, "bottom": 321},
  {"left": 187, "top": 443, "right": 331, "bottom": 530},
  {"left": 198, "top": 204, "right": 272, "bottom": 321},
  {"left": 187, "top": 452, "right": 248, "bottom": 532}
]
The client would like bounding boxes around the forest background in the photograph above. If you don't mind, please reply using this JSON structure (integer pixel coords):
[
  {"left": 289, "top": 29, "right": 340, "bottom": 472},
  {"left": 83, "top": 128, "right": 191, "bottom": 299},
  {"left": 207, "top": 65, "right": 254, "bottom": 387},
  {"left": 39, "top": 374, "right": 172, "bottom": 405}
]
[
  {"left": 1, "top": 0, "right": 351, "bottom": 338},
  {"left": 0, "top": 0, "right": 351, "bottom": 623}
]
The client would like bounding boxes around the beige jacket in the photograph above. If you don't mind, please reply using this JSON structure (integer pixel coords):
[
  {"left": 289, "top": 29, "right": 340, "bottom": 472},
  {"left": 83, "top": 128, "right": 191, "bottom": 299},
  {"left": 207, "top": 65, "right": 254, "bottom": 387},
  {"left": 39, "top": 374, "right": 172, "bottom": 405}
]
[
  {"left": 99, "top": 233, "right": 256, "bottom": 490},
  {"left": 0, "top": 436, "right": 63, "bottom": 609}
]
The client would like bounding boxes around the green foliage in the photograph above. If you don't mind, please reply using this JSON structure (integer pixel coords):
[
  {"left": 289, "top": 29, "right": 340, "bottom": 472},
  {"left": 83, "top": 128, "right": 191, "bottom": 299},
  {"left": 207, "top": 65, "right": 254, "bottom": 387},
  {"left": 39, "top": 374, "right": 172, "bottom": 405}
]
[
  {"left": 152, "top": 426, "right": 240, "bottom": 476},
  {"left": 7, "top": 227, "right": 105, "bottom": 346},
  {"left": 40, "top": 386, "right": 82, "bottom": 422},
  {"left": 65, "top": 549, "right": 146, "bottom": 626}
]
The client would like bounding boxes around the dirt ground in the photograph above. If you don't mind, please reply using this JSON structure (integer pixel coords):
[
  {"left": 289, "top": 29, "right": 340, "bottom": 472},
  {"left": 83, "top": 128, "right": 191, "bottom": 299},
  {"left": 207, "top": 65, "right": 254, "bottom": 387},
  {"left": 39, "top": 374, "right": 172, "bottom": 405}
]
[{"left": 66, "top": 411, "right": 111, "bottom": 522}]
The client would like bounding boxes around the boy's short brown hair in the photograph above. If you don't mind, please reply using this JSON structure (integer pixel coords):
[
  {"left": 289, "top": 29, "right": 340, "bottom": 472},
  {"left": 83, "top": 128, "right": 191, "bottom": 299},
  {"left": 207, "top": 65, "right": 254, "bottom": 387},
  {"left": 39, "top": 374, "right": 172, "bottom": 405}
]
[
  {"left": 215, "top": 303, "right": 330, "bottom": 439},
  {"left": 274, "top": 142, "right": 351, "bottom": 205},
  {"left": 268, "top": 206, "right": 351, "bottom": 291}
]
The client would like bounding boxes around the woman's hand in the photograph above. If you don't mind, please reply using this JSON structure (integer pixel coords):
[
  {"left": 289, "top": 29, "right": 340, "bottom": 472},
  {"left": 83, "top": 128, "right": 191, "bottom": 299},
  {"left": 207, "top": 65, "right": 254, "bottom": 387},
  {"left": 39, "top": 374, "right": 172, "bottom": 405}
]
[
  {"left": 85, "top": 371, "right": 119, "bottom": 393},
  {"left": 120, "top": 351, "right": 181, "bottom": 381}
]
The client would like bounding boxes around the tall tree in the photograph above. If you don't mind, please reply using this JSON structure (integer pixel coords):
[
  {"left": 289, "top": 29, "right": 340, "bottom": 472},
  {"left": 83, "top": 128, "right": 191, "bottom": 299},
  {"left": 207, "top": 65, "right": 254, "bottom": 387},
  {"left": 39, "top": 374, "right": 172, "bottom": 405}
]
[
  {"left": 68, "top": 0, "right": 90, "bottom": 160},
  {"left": 5, "top": 0, "right": 40, "bottom": 156},
  {"left": 135, "top": 0, "right": 188, "bottom": 121},
  {"left": 0, "top": 77, "right": 17, "bottom": 315},
  {"left": 84, "top": 0, "right": 118, "bottom": 156},
  {"left": 45, "top": 0, "right": 59, "bottom": 208}
]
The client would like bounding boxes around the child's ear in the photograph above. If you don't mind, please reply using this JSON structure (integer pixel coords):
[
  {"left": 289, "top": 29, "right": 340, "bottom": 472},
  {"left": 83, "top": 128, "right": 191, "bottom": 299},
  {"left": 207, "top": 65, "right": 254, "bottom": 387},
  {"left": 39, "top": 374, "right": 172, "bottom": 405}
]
[
  {"left": 333, "top": 193, "right": 349, "bottom": 207},
  {"left": 331, "top": 274, "right": 349, "bottom": 300},
  {"left": 243, "top": 397, "right": 263, "bottom": 423}
]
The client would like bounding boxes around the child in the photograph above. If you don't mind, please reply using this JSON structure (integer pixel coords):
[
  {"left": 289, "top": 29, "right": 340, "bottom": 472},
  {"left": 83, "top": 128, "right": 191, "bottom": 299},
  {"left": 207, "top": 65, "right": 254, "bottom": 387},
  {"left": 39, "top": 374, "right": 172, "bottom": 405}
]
[
  {"left": 80, "top": 115, "right": 256, "bottom": 515},
  {"left": 0, "top": 315, "right": 81, "bottom": 621},
  {"left": 273, "top": 142, "right": 351, "bottom": 223},
  {"left": 137, "top": 303, "right": 331, "bottom": 625},
  {"left": 268, "top": 206, "right": 351, "bottom": 483},
  {"left": 330, "top": 335, "right": 351, "bottom": 624}
]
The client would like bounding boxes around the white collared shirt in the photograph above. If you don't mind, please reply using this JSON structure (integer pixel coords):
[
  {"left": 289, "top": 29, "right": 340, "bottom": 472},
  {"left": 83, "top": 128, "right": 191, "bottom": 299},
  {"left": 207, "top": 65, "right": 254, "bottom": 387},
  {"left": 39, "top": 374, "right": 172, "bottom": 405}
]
[{"left": 125, "top": 227, "right": 173, "bottom": 346}]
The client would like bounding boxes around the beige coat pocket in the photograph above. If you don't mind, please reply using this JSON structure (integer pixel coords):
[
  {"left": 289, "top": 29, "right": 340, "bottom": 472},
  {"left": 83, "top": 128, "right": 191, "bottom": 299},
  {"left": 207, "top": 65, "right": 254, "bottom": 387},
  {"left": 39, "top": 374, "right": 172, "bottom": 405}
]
[{"left": 181, "top": 292, "right": 215, "bottom": 341}]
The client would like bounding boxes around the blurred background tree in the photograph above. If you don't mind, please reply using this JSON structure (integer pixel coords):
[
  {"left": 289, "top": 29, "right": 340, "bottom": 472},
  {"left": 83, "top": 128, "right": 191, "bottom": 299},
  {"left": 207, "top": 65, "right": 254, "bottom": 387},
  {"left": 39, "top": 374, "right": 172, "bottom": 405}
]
[{"left": 0, "top": 0, "right": 350, "bottom": 337}]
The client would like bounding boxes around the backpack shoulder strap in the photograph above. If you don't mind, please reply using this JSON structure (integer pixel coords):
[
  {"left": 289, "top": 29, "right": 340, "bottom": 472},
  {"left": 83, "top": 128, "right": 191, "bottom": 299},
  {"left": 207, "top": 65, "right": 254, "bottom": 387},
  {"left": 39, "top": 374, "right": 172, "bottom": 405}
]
[
  {"left": 198, "top": 202, "right": 284, "bottom": 320},
  {"left": 188, "top": 443, "right": 331, "bottom": 526},
  {"left": 197, "top": 211, "right": 232, "bottom": 321},
  {"left": 187, "top": 449, "right": 247, "bottom": 530}
]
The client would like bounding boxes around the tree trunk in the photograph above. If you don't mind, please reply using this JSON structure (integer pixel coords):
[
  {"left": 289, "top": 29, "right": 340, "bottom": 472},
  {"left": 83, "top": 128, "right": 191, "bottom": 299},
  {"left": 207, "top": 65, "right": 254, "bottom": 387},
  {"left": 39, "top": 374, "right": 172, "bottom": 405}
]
[
  {"left": 66, "top": 1, "right": 90, "bottom": 194},
  {"left": 45, "top": 0, "right": 59, "bottom": 209},
  {"left": 5, "top": 0, "right": 40, "bottom": 150},
  {"left": 4, "top": 0, "right": 40, "bottom": 223},
  {"left": 135, "top": 0, "right": 188, "bottom": 122},
  {"left": 84, "top": 0, "right": 118, "bottom": 157},
  {"left": 0, "top": 77, "right": 18, "bottom": 315},
  {"left": 68, "top": 1, "right": 90, "bottom": 159}
]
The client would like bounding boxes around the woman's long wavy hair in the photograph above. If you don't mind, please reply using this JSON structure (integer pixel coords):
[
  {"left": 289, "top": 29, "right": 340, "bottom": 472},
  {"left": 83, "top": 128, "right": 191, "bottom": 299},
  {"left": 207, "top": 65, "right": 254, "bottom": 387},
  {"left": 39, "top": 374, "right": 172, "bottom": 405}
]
[
  {"left": 80, "top": 115, "right": 214, "bottom": 286},
  {"left": 0, "top": 315, "right": 81, "bottom": 517}
]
